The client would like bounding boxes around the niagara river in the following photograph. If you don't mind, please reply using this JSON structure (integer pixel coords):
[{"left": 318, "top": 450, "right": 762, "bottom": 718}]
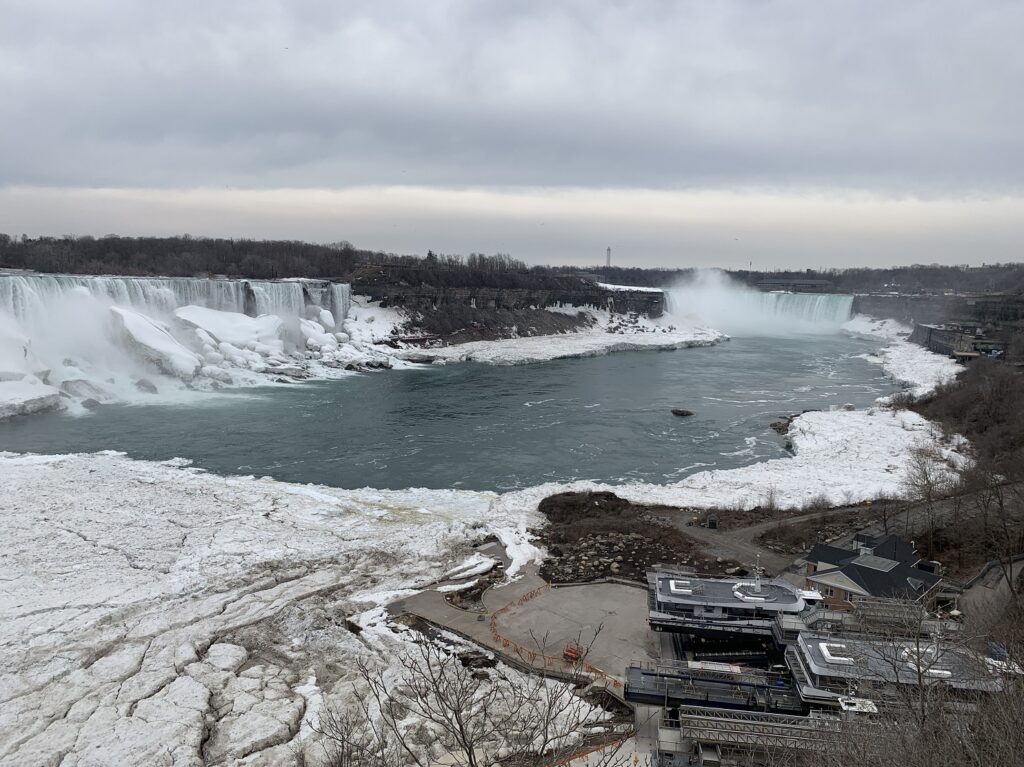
[{"left": 0, "top": 334, "right": 898, "bottom": 490}]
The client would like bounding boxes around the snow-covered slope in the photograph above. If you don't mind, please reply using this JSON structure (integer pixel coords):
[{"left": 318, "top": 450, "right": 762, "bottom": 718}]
[{"left": 0, "top": 451, "right": 540, "bottom": 766}]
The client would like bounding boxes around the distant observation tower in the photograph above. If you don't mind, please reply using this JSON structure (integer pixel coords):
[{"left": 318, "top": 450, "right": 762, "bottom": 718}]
[{"left": 606, "top": 246, "right": 611, "bottom": 268}]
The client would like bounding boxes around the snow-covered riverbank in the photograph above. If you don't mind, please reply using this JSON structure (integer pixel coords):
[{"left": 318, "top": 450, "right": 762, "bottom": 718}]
[
  {"left": 0, "top": 451, "right": 540, "bottom": 765},
  {"left": 0, "top": 401, "right": 966, "bottom": 764},
  {"left": 494, "top": 406, "right": 966, "bottom": 517},
  {"left": 842, "top": 314, "right": 960, "bottom": 396}
]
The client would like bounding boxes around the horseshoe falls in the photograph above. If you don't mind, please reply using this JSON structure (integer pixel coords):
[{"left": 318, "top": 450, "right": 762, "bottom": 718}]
[{"left": 666, "top": 270, "right": 853, "bottom": 336}]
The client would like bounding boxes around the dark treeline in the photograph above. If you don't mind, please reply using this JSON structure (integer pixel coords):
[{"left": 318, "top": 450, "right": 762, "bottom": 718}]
[
  {"left": 0, "top": 235, "right": 580, "bottom": 290},
  {"left": 577, "top": 263, "right": 1024, "bottom": 294},
  {"left": 354, "top": 250, "right": 588, "bottom": 291},
  {"left": 3, "top": 234, "right": 1023, "bottom": 294},
  {"left": 0, "top": 234, "right": 369, "bottom": 280}
]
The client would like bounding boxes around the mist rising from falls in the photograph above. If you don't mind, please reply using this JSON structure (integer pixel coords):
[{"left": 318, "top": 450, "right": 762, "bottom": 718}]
[{"left": 666, "top": 270, "right": 853, "bottom": 336}]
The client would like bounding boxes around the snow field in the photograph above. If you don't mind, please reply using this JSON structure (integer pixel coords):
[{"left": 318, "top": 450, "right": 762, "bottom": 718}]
[{"left": 0, "top": 451, "right": 541, "bottom": 765}]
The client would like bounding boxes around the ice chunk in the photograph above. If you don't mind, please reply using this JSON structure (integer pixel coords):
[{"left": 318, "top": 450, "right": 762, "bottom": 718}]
[
  {"left": 0, "top": 379, "right": 61, "bottom": 419},
  {"left": 174, "top": 306, "right": 285, "bottom": 354},
  {"left": 109, "top": 307, "right": 202, "bottom": 380}
]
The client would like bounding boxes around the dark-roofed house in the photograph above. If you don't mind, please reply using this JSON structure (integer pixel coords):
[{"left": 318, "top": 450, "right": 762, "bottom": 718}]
[{"left": 802, "top": 534, "right": 941, "bottom": 611}]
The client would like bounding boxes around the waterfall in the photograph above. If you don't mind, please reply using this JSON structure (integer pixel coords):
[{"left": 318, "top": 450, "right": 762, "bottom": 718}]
[
  {"left": 330, "top": 283, "right": 352, "bottom": 323},
  {"left": 754, "top": 292, "right": 854, "bottom": 326},
  {"left": 0, "top": 273, "right": 349, "bottom": 325},
  {"left": 666, "top": 270, "right": 853, "bottom": 336},
  {"left": 0, "top": 274, "right": 250, "bottom": 322},
  {"left": 0, "top": 273, "right": 353, "bottom": 405},
  {"left": 248, "top": 281, "right": 306, "bottom": 321}
]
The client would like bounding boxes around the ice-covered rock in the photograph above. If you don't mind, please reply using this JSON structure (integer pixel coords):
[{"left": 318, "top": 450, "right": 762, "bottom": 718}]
[
  {"left": 0, "top": 379, "right": 61, "bottom": 419},
  {"left": 200, "top": 365, "right": 234, "bottom": 384},
  {"left": 318, "top": 308, "right": 336, "bottom": 330},
  {"left": 174, "top": 305, "right": 285, "bottom": 355},
  {"left": 299, "top": 319, "right": 338, "bottom": 351},
  {"left": 110, "top": 306, "right": 202, "bottom": 380},
  {"left": 59, "top": 378, "right": 111, "bottom": 402}
]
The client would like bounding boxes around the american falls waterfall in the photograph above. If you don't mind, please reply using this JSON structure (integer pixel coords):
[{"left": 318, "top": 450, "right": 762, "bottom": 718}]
[
  {"left": 0, "top": 273, "right": 360, "bottom": 413},
  {"left": 666, "top": 270, "right": 853, "bottom": 336}
]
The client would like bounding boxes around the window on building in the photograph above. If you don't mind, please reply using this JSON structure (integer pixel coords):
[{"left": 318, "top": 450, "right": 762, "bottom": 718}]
[{"left": 824, "top": 586, "right": 835, "bottom": 597}]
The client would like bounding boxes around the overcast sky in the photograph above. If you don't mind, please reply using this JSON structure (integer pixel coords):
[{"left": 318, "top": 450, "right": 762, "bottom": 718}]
[{"left": 2, "top": 0, "right": 1023, "bottom": 268}]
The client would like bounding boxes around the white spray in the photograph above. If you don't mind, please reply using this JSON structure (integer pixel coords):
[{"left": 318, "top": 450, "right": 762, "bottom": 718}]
[{"left": 666, "top": 270, "right": 853, "bottom": 336}]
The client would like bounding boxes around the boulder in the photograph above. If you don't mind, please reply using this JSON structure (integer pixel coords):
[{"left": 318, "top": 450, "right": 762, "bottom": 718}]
[
  {"left": 0, "top": 380, "right": 61, "bottom": 419},
  {"left": 135, "top": 378, "right": 159, "bottom": 394},
  {"left": 60, "top": 379, "right": 110, "bottom": 402},
  {"left": 110, "top": 307, "right": 202, "bottom": 380}
]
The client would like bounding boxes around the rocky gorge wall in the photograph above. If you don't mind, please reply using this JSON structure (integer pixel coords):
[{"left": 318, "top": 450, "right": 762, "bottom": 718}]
[
  {"left": 852, "top": 293, "right": 1024, "bottom": 326},
  {"left": 354, "top": 284, "right": 665, "bottom": 317}
]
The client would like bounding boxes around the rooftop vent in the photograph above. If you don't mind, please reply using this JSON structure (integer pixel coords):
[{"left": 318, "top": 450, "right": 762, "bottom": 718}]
[
  {"left": 852, "top": 554, "right": 899, "bottom": 572},
  {"left": 669, "top": 579, "right": 694, "bottom": 595},
  {"left": 820, "top": 642, "right": 856, "bottom": 665}
]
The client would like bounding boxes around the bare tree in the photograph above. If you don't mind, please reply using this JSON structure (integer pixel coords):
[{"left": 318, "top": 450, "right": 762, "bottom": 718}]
[
  {"left": 818, "top": 598, "right": 1024, "bottom": 767},
  {"left": 904, "top": 446, "right": 950, "bottom": 557},
  {"left": 314, "top": 633, "right": 631, "bottom": 767}
]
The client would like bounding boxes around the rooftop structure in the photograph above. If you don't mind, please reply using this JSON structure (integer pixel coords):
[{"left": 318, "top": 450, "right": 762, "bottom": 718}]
[
  {"left": 625, "top": 659, "right": 805, "bottom": 715},
  {"left": 649, "top": 570, "right": 823, "bottom": 637},
  {"left": 787, "top": 632, "right": 1002, "bottom": 707}
]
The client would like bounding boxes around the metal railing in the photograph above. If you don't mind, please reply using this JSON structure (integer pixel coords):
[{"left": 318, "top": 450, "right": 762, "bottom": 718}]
[{"left": 659, "top": 706, "right": 843, "bottom": 751}]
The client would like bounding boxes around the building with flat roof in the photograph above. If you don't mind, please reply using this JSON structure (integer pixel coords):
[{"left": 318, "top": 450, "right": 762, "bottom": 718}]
[
  {"left": 786, "top": 632, "right": 1002, "bottom": 708},
  {"left": 649, "top": 570, "right": 823, "bottom": 638}
]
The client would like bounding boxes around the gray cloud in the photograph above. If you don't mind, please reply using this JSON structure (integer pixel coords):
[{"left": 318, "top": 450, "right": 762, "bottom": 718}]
[{"left": 2, "top": 0, "right": 1023, "bottom": 193}]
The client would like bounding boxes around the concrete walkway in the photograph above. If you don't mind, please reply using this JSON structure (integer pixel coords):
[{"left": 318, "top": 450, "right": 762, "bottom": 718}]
[{"left": 392, "top": 564, "right": 655, "bottom": 688}]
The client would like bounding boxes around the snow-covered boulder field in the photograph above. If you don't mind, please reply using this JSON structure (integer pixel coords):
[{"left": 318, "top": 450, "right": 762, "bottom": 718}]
[{"left": 0, "top": 451, "right": 541, "bottom": 766}]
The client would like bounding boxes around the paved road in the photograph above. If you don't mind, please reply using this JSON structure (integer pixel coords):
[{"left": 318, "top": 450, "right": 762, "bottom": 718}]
[
  {"left": 960, "top": 561, "right": 1023, "bottom": 618},
  {"left": 653, "top": 484, "right": 1022, "bottom": 578},
  {"left": 650, "top": 505, "right": 872, "bottom": 575}
]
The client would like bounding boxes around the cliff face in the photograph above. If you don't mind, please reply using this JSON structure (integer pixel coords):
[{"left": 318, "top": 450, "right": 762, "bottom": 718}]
[
  {"left": 852, "top": 293, "right": 1024, "bottom": 326},
  {"left": 354, "top": 284, "right": 665, "bottom": 317}
]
